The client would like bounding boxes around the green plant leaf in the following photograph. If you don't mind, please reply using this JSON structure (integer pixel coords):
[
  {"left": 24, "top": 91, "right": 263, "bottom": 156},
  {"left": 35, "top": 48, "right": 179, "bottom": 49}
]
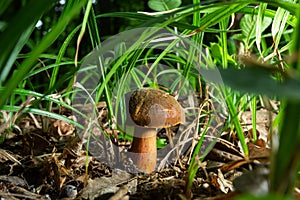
[
  {"left": 0, "top": 1, "right": 88, "bottom": 109},
  {"left": 98, "top": 11, "right": 198, "bottom": 30},
  {"left": 257, "top": 0, "right": 298, "bottom": 16},
  {"left": 199, "top": 3, "right": 248, "bottom": 31},
  {"left": 148, "top": 0, "right": 182, "bottom": 11},
  {"left": 256, "top": 3, "right": 268, "bottom": 56},
  {"left": 0, "top": 0, "right": 12, "bottom": 15},
  {"left": 0, "top": 0, "right": 57, "bottom": 85},
  {"left": 210, "top": 43, "right": 235, "bottom": 64},
  {"left": 240, "top": 14, "right": 272, "bottom": 40},
  {"left": 270, "top": 1, "right": 300, "bottom": 195},
  {"left": 272, "top": 7, "right": 290, "bottom": 51},
  {"left": 1, "top": 105, "right": 84, "bottom": 129},
  {"left": 214, "top": 66, "right": 300, "bottom": 100},
  {"left": 234, "top": 193, "right": 293, "bottom": 200}
]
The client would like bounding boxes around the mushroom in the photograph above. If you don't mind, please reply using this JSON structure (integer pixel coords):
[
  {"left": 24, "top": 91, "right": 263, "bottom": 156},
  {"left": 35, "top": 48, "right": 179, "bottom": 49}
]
[{"left": 128, "top": 87, "right": 185, "bottom": 173}]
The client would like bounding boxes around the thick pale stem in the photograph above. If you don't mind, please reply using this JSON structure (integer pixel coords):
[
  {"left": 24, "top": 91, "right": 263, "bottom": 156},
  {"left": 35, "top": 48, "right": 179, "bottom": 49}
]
[{"left": 130, "top": 126, "right": 157, "bottom": 173}]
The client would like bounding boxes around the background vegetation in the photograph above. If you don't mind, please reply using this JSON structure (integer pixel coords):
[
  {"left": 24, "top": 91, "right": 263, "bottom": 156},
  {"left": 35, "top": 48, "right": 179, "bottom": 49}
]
[{"left": 0, "top": 0, "right": 300, "bottom": 199}]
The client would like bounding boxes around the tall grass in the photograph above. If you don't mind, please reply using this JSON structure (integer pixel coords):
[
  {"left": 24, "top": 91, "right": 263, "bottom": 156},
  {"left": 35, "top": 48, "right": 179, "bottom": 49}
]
[{"left": 0, "top": 0, "right": 299, "bottom": 199}]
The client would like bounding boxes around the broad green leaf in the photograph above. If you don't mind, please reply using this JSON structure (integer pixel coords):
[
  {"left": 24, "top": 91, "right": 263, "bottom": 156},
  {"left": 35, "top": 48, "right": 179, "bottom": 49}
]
[
  {"left": 211, "top": 43, "right": 222, "bottom": 59},
  {"left": 148, "top": 0, "right": 182, "bottom": 11},
  {"left": 210, "top": 43, "right": 235, "bottom": 64},
  {"left": 201, "top": 66, "right": 300, "bottom": 100},
  {"left": 240, "top": 14, "right": 272, "bottom": 41}
]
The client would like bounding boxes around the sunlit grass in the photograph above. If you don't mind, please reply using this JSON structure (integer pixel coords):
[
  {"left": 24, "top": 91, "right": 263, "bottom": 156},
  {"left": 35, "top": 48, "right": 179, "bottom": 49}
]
[{"left": 0, "top": 0, "right": 299, "bottom": 199}]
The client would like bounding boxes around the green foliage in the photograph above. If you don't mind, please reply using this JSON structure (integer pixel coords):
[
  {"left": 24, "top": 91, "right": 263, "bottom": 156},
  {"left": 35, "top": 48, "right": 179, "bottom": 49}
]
[
  {"left": 269, "top": 1, "right": 300, "bottom": 195},
  {"left": 0, "top": 0, "right": 300, "bottom": 198},
  {"left": 148, "top": 0, "right": 182, "bottom": 11},
  {"left": 234, "top": 193, "right": 293, "bottom": 200},
  {"left": 232, "top": 13, "right": 272, "bottom": 50},
  {"left": 0, "top": 0, "right": 57, "bottom": 85},
  {"left": 0, "top": 0, "right": 88, "bottom": 108}
]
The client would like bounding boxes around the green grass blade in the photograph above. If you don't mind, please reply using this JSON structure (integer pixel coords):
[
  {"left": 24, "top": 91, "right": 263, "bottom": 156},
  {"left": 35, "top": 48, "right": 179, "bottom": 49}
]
[
  {"left": 48, "top": 22, "right": 82, "bottom": 93},
  {"left": 0, "top": 0, "right": 57, "bottom": 85},
  {"left": 272, "top": 7, "right": 290, "bottom": 52},
  {"left": 87, "top": 5, "right": 115, "bottom": 122},
  {"left": 251, "top": 95, "right": 257, "bottom": 142},
  {"left": 0, "top": 0, "right": 88, "bottom": 109},
  {"left": 1, "top": 105, "right": 84, "bottom": 129},
  {"left": 270, "top": 102, "right": 300, "bottom": 194},
  {"left": 225, "top": 88, "right": 248, "bottom": 157},
  {"left": 256, "top": 3, "right": 268, "bottom": 57},
  {"left": 0, "top": 0, "right": 12, "bottom": 15},
  {"left": 220, "top": 16, "right": 248, "bottom": 157},
  {"left": 0, "top": 24, "right": 34, "bottom": 86},
  {"left": 199, "top": 3, "right": 248, "bottom": 31},
  {"left": 75, "top": 0, "right": 93, "bottom": 66},
  {"left": 256, "top": 0, "right": 298, "bottom": 15},
  {"left": 0, "top": 0, "right": 57, "bottom": 72},
  {"left": 270, "top": 2, "right": 300, "bottom": 195}
]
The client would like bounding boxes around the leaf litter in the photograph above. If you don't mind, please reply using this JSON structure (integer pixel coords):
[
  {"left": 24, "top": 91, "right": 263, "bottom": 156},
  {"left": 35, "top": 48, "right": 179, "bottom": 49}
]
[{"left": 0, "top": 97, "right": 298, "bottom": 199}]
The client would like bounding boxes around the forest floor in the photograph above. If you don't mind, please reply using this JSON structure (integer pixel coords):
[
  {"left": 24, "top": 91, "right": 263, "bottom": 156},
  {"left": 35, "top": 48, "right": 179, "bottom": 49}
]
[{"left": 0, "top": 100, "right": 298, "bottom": 200}]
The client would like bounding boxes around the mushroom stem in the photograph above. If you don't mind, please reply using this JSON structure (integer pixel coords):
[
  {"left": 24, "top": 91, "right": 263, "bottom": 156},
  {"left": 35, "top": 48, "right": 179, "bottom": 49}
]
[{"left": 130, "top": 126, "right": 157, "bottom": 173}]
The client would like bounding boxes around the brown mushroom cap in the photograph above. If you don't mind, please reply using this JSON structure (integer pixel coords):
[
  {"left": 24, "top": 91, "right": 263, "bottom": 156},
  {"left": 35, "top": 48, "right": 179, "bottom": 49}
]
[{"left": 129, "top": 88, "right": 185, "bottom": 128}]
